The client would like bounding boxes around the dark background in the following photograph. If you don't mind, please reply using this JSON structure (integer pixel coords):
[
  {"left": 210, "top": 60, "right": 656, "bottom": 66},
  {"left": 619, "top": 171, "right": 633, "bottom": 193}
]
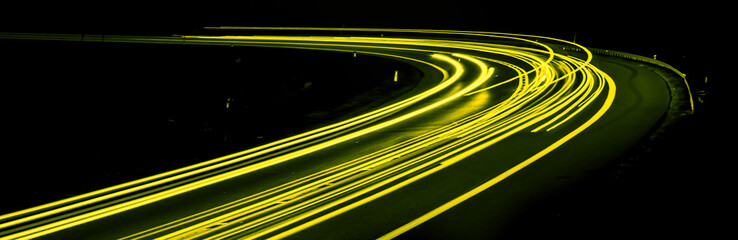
[
  {"left": 1, "top": 0, "right": 726, "bottom": 91},
  {"left": 1, "top": 0, "right": 730, "bottom": 238},
  {"left": 1, "top": 1, "right": 725, "bottom": 77}
]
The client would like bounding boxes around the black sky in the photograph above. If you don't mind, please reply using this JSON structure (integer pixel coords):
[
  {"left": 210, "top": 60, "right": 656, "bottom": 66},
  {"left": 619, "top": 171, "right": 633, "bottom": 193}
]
[{"left": 1, "top": 0, "right": 728, "bottom": 100}]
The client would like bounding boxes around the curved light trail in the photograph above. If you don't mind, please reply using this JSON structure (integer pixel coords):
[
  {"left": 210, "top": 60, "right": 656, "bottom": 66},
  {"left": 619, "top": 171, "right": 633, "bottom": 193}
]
[{"left": 0, "top": 28, "right": 617, "bottom": 239}]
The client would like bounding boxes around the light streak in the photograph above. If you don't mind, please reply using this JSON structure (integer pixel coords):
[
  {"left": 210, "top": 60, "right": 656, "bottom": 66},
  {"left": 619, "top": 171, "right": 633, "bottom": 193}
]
[{"left": 0, "top": 28, "right": 626, "bottom": 239}]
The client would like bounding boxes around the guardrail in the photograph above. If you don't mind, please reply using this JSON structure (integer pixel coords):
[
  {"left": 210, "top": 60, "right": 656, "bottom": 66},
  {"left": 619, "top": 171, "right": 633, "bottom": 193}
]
[{"left": 561, "top": 45, "right": 695, "bottom": 115}]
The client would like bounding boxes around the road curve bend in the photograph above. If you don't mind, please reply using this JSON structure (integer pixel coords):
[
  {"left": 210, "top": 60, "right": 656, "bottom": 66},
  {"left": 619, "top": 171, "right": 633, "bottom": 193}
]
[{"left": 0, "top": 28, "right": 675, "bottom": 240}]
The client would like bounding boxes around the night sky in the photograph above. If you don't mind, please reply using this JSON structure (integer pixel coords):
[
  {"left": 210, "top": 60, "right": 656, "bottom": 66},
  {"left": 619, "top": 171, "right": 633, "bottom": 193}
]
[{"left": 2, "top": 1, "right": 723, "bottom": 73}]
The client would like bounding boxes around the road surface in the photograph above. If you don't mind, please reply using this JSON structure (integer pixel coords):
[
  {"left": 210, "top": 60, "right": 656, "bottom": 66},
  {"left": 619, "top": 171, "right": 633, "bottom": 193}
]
[{"left": 0, "top": 28, "right": 678, "bottom": 239}]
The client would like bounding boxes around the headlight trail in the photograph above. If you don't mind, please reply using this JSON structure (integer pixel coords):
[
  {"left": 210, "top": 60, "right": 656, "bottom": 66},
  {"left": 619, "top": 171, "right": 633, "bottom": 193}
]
[{"left": 0, "top": 28, "right": 616, "bottom": 239}]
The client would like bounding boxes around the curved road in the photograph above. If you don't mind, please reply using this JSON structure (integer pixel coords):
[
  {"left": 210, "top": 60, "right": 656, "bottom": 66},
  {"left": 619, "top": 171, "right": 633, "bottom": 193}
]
[{"left": 0, "top": 28, "right": 673, "bottom": 239}]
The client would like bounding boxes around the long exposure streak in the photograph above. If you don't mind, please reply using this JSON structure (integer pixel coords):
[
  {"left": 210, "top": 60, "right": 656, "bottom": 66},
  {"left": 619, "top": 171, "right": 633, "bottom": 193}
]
[{"left": 0, "top": 28, "right": 618, "bottom": 239}]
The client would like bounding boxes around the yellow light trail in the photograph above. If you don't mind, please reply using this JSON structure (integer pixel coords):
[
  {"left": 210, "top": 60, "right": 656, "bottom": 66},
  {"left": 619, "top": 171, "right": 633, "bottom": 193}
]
[
  {"left": 0, "top": 28, "right": 621, "bottom": 239},
  {"left": 119, "top": 30, "right": 612, "bottom": 240}
]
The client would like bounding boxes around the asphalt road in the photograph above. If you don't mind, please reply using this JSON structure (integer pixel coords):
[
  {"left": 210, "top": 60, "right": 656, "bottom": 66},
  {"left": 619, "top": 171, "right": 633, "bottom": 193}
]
[{"left": 0, "top": 29, "right": 679, "bottom": 239}]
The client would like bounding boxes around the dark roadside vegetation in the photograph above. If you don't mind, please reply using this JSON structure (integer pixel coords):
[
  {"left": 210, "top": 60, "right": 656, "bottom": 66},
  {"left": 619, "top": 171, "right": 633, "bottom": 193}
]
[{"left": 0, "top": 39, "right": 422, "bottom": 215}]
